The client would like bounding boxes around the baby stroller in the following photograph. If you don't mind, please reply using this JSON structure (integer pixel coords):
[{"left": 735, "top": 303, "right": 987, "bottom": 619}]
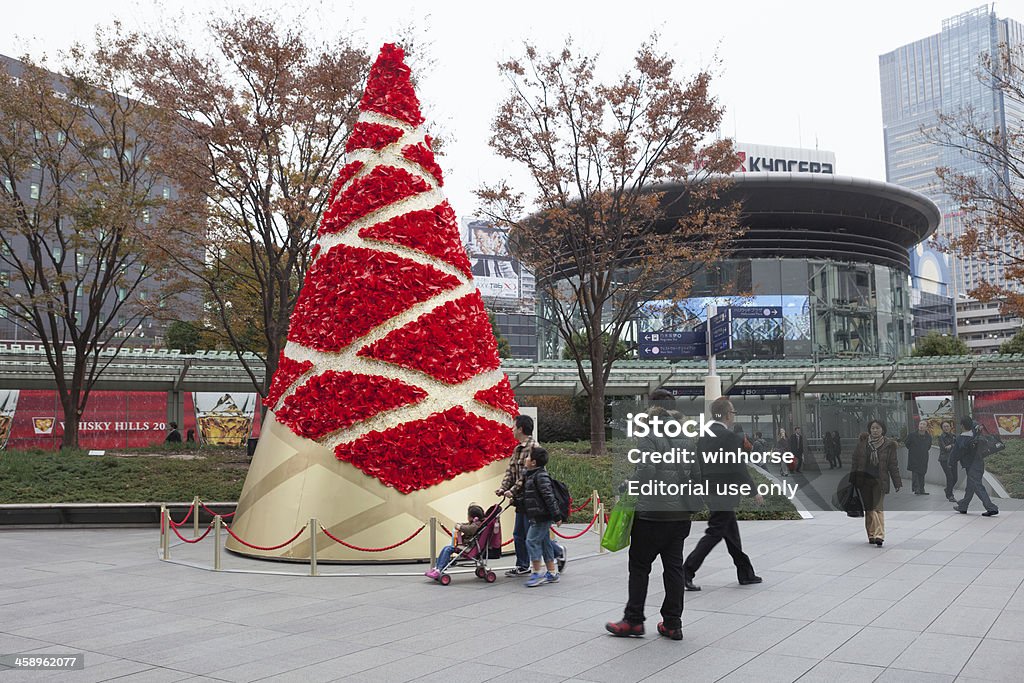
[{"left": 431, "top": 501, "right": 507, "bottom": 586}]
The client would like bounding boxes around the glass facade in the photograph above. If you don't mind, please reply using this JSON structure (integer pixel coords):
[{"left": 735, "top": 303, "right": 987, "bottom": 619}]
[
  {"left": 879, "top": 6, "right": 1024, "bottom": 300},
  {"left": 538, "top": 257, "right": 913, "bottom": 362}
]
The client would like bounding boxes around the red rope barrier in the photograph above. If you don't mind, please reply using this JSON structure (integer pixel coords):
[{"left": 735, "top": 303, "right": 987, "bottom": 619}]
[
  {"left": 222, "top": 523, "right": 308, "bottom": 551},
  {"left": 569, "top": 494, "right": 594, "bottom": 513},
  {"left": 502, "top": 537, "right": 513, "bottom": 547},
  {"left": 169, "top": 522, "right": 213, "bottom": 543},
  {"left": 168, "top": 506, "right": 193, "bottom": 528},
  {"left": 439, "top": 523, "right": 452, "bottom": 536},
  {"left": 319, "top": 523, "right": 426, "bottom": 552},
  {"left": 551, "top": 513, "right": 599, "bottom": 539},
  {"left": 198, "top": 500, "right": 235, "bottom": 519}
]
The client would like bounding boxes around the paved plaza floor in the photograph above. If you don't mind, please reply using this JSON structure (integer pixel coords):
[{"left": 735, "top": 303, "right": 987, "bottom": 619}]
[{"left": 3, "top": 486, "right": 1024, "bottom": 682}]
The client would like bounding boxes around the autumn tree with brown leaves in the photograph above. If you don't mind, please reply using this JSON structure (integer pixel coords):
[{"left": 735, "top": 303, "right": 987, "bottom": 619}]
[
  {"left": 933, "top": 42, "right": 1024, "bottom": 317},
  {"left": 113, "top": 12, "right": 371, "bottom": 397},
  {"left": 0, "top": 52, "right": 185, "bottom": 449},
  {"left": 478, "top": 39, "right": 742, "bottom": 454}
]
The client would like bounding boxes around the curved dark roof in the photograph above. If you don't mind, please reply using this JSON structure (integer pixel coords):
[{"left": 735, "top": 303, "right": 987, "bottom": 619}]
[{"left": 661, "top": 173, "right": 941, "bottom": 270}]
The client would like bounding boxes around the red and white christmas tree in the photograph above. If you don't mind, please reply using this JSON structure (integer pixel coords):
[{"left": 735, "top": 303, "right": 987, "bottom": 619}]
[{"left": 227, "top": 44, "right": 519, "bottom": 561}]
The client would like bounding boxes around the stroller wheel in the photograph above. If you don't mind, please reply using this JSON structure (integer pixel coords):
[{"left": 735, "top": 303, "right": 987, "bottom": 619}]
[
  {"left": 485, "top": 571, "right": 497, "bottom": 583},
  {"left": 475, "top": 566, "right": 486, "bottom": 579},
  {"left": 439, "top": 573, "right": 451, "bottom": 586}
]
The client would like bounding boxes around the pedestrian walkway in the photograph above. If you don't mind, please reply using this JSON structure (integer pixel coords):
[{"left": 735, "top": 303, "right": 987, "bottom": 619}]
[{"left": 2, "top": 505, "right": 1024, "bottom": 681}]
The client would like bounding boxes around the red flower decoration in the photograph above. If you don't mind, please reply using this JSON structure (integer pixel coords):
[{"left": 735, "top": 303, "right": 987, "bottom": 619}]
[
  {"left": 358, "top": 201, "right": 471, "bottom": 277},
  {"left": 309, "top": 243, "right": 321, "bottom": 262},
  {"left": 326, "top": 161, "right": 364, "bottom": 207},
  {"left": 358, "top": 292, "right": 500, "bottom": 384},
  {"left": 275, "top": 370, "right": 427, "bottom": 440},
  {"left": 264, "top": 353, "right": 314, "bottom": 408},
  {"left": 401, "top": 139, "right": 443, "bottom": 186},
  {"left": 288, "top": 243, "right": 461, "bottom": 352},
  {"left": 334, "top": 406, "right": 518, "bottom": 493},
  {"left": 359, "top": 43, "right": 425, "bottom": 127},
  {"left": 320, "top": 165, "right": 431, "bottom": 236},
  {"left": 474, "top": 376, "right": 519, "bottom": 417},
  {"left": 346, "top": 122, "right": 406, "bottom": 153}
]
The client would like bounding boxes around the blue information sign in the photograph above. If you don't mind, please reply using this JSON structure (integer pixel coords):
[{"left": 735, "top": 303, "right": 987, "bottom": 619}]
[
  {"left": 638, "top": 328, "right": 707, "bottom": 359},
  {"left": 710, "top": 310, "right": 732, "bottom": 355}
]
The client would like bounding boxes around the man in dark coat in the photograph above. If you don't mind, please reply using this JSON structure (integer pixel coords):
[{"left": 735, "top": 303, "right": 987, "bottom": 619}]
[
  {"left": 684, "top": 397, "right": 763, "bottom": 591},
  {"left": 952, "top": 416, "right": 998, "bottom": 516},
  {"left": 938, "top": 420, "right": 957, "bottom": 502},
  {"left": 606, "top": 390, "right": 694, "bottom": 640},
  {"left": 904, "top": 421, "right": 932, "bottom": 495},
  {"left": 789, "top": 427, "right": 805, "bottom": 473}
]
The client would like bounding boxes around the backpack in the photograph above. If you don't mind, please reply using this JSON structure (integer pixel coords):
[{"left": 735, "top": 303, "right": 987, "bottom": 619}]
[{"left": 549, "top": 476, "right": 571, "bottom": 521}]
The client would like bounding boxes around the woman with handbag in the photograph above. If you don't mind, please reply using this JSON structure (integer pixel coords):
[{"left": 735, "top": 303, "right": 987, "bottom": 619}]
[
  {"left": 776, "top": 428, "right": 791, "bottom": 477},
  {"left": 851, "top": 420, "right": 902, "bottom": 547}
]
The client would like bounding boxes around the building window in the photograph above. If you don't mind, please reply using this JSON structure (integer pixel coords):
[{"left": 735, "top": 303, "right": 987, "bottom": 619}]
[
  {"left": 142, "top": 209, "right": 150, "bottom": 224},
  {"left": 0, "top": 306, "right": 6, "bottom": 318},
  {"left": 30, "top": 184, "right": 39, "bottom": 199},
  {"left": 0, "top": 272, "right": 8, "bottom": 287},
  {"left": 102, "top": 147, "right": 112, "bottom": 159},
  {"left": 74, "top": 310, "right": 81, "bottom": 325},
  {"left": 139, "top": 291, "right": 147, "bottom": 301},
  {"left": 76, "top": 253, "right": 84, "bottom": 267},
  {"left": 76, "top": 285, "right": 83, "bottom": 297},
  {"left": 3, "top": 178, "right": 10, "bottom": 192},
  {"left": 162, "top": 187, "right": 171, "bottom": 200},
  {"left": 117, "top": 287, "right": 127, "bottom": 301}
]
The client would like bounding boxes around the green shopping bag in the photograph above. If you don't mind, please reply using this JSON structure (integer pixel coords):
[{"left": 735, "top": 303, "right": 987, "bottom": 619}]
[{"left": 601, "top": 498, "right": 636, "bottom": 552}]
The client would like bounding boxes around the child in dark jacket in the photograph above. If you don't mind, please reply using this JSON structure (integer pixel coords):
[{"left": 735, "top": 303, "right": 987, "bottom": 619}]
[
  {"left": 522, "top": 446, "right": 563, "bottom": 587},
  {"left": 425, "top": 504, "right": 485, "bottom": 579}
]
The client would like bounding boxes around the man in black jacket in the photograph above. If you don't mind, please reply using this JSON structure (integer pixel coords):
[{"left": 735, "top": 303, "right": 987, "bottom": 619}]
[
  {"left": 938, "top": 420, "right": 957, "bottom": 502},
  {"left": 684, "top": 396, "right": 763, "bottom": 591},
  {"left": 905, "top": 420, "right": 932, "bottom": 495},
  {"left": 952, "top": 416, "right": 998, "bottom": 516},
  {"left": 789, "top": 427, "right": 805, "bottom": 473},
  {"left": 606, "top": 390, "right": 694, "bottom": 641}
]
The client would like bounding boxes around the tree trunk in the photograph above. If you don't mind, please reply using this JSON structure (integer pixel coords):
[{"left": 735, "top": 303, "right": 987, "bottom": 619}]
[
  {"left": 589, "top": 381, "right": 606, "bottom": 456},
  {"left": 59, "top": 393, "right": 80, "bottom": 451}
]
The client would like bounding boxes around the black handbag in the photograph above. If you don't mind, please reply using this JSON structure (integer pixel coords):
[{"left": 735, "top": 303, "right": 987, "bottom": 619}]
[
  {"left": 833, "top": 474, "right": 865, "bottom": 518},
  {"left": 976, "top": 427, "right": 1006, "bottom": 458}
]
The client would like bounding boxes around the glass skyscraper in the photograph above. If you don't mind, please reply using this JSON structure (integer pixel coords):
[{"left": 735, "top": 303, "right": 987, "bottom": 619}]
[{"left": 879, "top": 5, "right": 1024, "bottom": 303}]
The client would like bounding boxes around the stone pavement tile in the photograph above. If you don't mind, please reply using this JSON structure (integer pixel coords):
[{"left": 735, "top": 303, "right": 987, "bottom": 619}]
[
  {"left": 667, "top": 611, "right": 758, "bottom": 647},
  {"left": 795, "top": 659, "right": 883, "bottom": 682},
  {"left": 890, "top": 632, "right": 981, "bottom": 675},
  {"left": 875, "top": 549, "right": 925, "bottom": 564},
  {"left": 930, "top": 565, "right": 985, "bottom": 585},
  {"left": 471, "top": 627, "right": 593, "bottom": 667},
  {"left": 409, "top": 662, "right": 512, "bottom": 683},
  {"left": 845, "top": 561, "right": 902, "bottom": 579},
  {"left": 574, "top": 638, "right": 704, "bottom": 683},
  {"left": 204, "top": 640, "right": 365, "bottom": 682},
  {"left": 716, "top": 652, "right": 818, "bottom": 682},
  {"left": 870, "top": 596, "right": 948, "bottom": 631},
  {"left": 908, "top": 550, "right": 960, "bottom": 566},
  {"left": 544, "top": 597, "right": 624, "bottom": 630},
  {"left": 810, "top": 575, "right": 875, "bottom": 600},
  {"left": 251, "top": 645, "right": 413, "bottom": 683},
  {"left": 99, "top": 666, "right": 197, "bottom": 682},
  {"left": 639, "top": 645, "right": 757, "bottom": 683},
  {"left": 947, "top": 553, "right": 997, "bottom": 568},
  {"left": 874, "top": 668, "right": 954, "bottom": 682},
  {"left": 951, "top": 585, "right": 1011, "bottom": 610},
  {"left": 959, "top": 637, "right": 1024, "bottom": 681},
  {"left": 336, "top": 652, "right": 453, "bottom": 682},
  {"left": 973, "top": 567, "right": 1024, "bottom": 590},
  {"left": 885, "top": 563, "right": 941, "bottom": 583},
  {"left": 485, "top": 671, "right": 564, "bottom": 683},
  {"left": 711, "top": 616, "right": 809, "bottom": 653},
  {"left": 927, "top": 606, "right": 1000, "bottom": 637},
  {"left": 721, "top": 590, "right": 804, "bottom": 617},
  {"left": 858, "top": 578, "right": 929, "bottom": 602},
  {"left": 524, "top": 632, "right": 647, "bottom": 677},
  {"left": 826, "top": 627, "right": 918, "bottom": 667},
  {"left": 768, "top": 621, "right": 860, "bottom": 659},
  {"left": 986, "top": 608, "right": 1024, "bottom": 641},
  {"left": 769, "top": 593, "right": 848, "bottom": 621},
  {"left": 1004, "top": 584, "right": 1024, "bottom": 611},
  {"left": 819, "top": 598, "right": 896, "bottom": 626}
]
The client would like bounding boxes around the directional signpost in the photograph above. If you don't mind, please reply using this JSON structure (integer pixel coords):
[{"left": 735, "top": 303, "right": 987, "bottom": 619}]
[
  {"left": 710, "top": 309, "right": 732, "bottom": 355},
  {"left": 638, "top": 326, "right": 707, "bottom": 359}
]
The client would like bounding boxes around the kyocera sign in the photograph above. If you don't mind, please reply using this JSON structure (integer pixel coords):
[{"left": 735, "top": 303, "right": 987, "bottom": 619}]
[{"left": 735, "top": 144, "right": 836, "bottom": 175}]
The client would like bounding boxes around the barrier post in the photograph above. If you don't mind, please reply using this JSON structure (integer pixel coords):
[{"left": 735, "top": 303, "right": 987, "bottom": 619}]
[
  {"left": 213, "top": 515, "right": 222, "bottom": 571},
  {"left": 192, "top": 495, "right": 200, "bottom": 538},
  {"left": 593, "top": 489, "right": 599, "bottom": 519},
  {"left": 429, "top": 517, "right": 437, "bottom": 567},
  {"left": 597, "top": 503, "right": 605, "bottom": 553},
  {"left": 309, "top": 518, "right": 319, "bottom": 577},
  {"left": 160, "top": 505, "right": 169, "bottom": 560}
]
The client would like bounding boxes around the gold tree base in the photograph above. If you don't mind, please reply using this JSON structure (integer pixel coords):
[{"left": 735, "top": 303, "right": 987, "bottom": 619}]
[{"left": 226, "top": 412, "right": 514, "bottom": 562}]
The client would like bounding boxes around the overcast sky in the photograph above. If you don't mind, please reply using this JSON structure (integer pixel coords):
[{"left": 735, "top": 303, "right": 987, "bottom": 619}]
[{"left": 4, "top": 0, "right": 1022, "bottom": 221}]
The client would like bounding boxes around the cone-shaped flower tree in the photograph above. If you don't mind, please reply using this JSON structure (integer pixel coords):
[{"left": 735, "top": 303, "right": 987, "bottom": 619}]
[{"left": 227, "top": 44, "right": 519, "bottom": 561}]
